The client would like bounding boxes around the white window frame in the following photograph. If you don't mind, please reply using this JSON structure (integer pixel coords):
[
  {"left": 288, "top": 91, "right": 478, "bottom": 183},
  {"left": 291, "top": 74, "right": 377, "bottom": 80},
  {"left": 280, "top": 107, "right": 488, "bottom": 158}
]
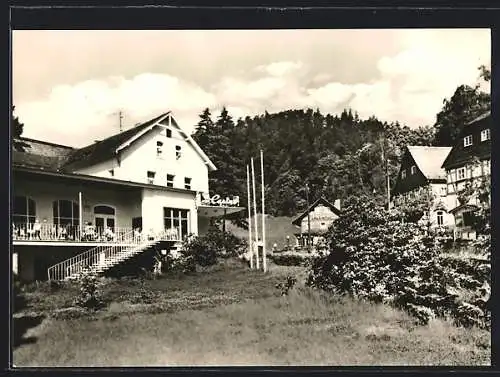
[
  {"left": 481, "top": 128, "right": 490, "bottom": 142},
  {"left": 184, "top": 177, "right": 192, "bottom": 190},
  {"left": 463, "top": 135, "right": 473, "bottom": 147},
  {"left": 147, "top": 171, "right": 156, "bottom": 184},
  {"left": 166, "top": 174, "right": 175, "bottom": 188},
  {"left": 156, "top": 140, "right": 164, "bottom": 158},
  {"left": 410, "top": 165, "right": 417, "bottom": 175},
  {"left": 457, "top": 167, "right": 466, "bottom": 180},
  {"left": 176, "top": 145, "right": 182, "bottom": 160}
]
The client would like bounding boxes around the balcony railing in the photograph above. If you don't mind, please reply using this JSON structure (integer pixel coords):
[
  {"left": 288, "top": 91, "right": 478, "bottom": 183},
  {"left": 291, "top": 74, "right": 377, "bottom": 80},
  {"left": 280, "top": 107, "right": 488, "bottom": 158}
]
[{"left": 12, "top": 223, "right": 182, "bottom": 243}]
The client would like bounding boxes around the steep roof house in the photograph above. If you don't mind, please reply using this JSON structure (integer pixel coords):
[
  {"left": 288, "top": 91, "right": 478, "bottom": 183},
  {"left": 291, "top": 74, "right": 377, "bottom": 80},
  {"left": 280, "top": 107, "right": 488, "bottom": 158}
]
[
  {"left": 291, "top": 197, "right": 341, "bottom": 248},
  {"left": 12, "top": 112, "right": 243, "bottom": 281},
  {"left": 441, "top": 111, "right": 491, "bottom": 240},
  {"left": 392, "top": 145, "right": 454, "bottom": 228}
]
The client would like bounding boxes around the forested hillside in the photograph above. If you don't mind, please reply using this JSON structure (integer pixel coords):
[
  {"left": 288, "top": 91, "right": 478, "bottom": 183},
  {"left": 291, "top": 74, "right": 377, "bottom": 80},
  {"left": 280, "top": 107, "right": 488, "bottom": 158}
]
[{"left": 191, "top": 66, "right": 490, "bottom": 220}]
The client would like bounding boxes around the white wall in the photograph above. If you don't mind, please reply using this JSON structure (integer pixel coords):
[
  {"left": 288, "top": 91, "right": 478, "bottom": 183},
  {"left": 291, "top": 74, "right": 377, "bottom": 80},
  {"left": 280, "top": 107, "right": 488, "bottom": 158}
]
[
  {"left": 445, "top": 158, "right": 491, "bottom": 211},
  {"left": 74, "top": 125, "right": 210, "bottom": 194},
  {"left": 141, "top": 188, "right": 198, "bottom": 236},
  {"left": 76, "top": 159, "right": 117, "bottom": 179},
  {"left": 300, "top": 204, "right": 338, "bottom": 234},
  {"left": 13, "top": 177, "right": 142, "bottom": 228}
]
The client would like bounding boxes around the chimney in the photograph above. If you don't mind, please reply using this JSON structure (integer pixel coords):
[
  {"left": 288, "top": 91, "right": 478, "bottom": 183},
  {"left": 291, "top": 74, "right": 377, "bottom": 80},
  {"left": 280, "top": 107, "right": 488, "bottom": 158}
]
[{"left": 334, "top": 199, "right": 341, "bottom": 210}]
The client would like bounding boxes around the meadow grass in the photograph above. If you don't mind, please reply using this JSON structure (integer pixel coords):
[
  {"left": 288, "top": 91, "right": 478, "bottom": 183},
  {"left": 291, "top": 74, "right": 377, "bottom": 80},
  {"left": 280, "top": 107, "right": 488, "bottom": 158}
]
[{"left": 13, "top": 260, "right": 490, "bottom": 367}]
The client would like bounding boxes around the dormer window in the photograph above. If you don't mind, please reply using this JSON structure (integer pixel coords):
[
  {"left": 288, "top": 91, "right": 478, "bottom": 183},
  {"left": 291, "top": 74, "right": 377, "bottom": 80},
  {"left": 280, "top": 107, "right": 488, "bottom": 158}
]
[
  {"left": 176, "top": 145, "right": 182, "bottom": 160},
  {"left": 401, "top": 169, "right": 406, "bottom": 179},
  {"left": 410, "top": 165, "right": 417, "bottom": 175},
  {"left": 481, "top": 129, "right": 490, "bottom": 142},
  {"left": 463, "top": 135, "right": 473, "bottom": 147},
  {"left": 167, "top": 174, "right": 175, "bottom": 188},
  {"left": 184, "top": 177, "right": 192, "bottom": 190},
  {"left": 156, "top": 141, "right": 163, "bottom": 157},
  {"left": 147, "top": 171, "right": 156, "bottom": 184}
]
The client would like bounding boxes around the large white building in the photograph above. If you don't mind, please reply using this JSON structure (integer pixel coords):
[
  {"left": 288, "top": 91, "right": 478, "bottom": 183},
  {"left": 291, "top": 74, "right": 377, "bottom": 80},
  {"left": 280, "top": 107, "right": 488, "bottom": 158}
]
[{"left": 12, "top": 112, "right": 243, "bottom": 281}]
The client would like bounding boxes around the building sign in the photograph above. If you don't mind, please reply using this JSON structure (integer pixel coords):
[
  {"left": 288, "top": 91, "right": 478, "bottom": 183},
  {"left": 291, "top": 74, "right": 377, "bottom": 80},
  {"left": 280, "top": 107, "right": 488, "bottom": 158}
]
[{"left": 201, "top": 193, "right": 240, "bottom": 207}]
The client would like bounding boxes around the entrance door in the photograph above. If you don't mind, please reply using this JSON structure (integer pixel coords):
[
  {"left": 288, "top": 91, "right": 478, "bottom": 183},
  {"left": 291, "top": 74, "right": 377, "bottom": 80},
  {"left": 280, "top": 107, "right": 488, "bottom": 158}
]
[
  {"left": 94, "top": 205, "right": 116, "bottom": 238},
  {"left": 132, "top": 217, "right": 142, "bottom": 231}
]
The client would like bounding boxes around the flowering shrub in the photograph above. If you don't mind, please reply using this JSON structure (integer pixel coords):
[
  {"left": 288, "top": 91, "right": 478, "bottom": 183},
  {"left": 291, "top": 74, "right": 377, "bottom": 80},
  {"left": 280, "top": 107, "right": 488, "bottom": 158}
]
[
  {"left": 183, "top": 227, "right": 247, "bottom": 266},
  {"left": 306, "top": 195, "right": 490, "bottom": 328},
  {"left": 74, "top": 268, "right": 106, "bottom": 311},
  {"left": 163, "top": 249, "right": 196, "bottom": 273}
]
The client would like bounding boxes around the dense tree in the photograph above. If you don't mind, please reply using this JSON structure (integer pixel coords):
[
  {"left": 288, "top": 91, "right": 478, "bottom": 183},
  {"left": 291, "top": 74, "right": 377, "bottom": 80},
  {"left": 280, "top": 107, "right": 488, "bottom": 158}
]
[
  {"left": 12, "top": 106, "right": 30, "bottom": 152},
  {"left": 190, "top": 66, "right": 488, "bottom": 218},
  {"left": 433, "top": 66, "right": 491, "bottom": 146},
  {"left": 192, "top": 106, "right": 435, "bottom": 217}
]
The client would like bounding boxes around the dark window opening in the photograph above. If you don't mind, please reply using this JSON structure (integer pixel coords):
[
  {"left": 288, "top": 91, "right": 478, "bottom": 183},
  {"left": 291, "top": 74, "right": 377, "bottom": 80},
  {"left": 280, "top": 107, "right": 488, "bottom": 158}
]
[
  {"left": 13, "top": 196, "right": 36, "bottom": 225},
  {"left": 147, "top": 171, "right": 156, "bottom": 184},
  {"left": 53, "top": 200, "right": 79, "bottom": 227},
  {"left": 167, "top": 174, "right": 175, "bottom": 188}
]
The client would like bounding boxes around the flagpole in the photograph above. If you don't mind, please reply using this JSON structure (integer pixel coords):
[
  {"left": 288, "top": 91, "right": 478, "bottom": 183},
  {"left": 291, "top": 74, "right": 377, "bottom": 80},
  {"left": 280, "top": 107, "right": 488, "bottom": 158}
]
[
  {"left": 246, "top": 165, "right": 253, "bottom": 269},
  {"left": 260, "top": 150, "right": 267, "bottom": 273},
  {"left": 251, "top": 157, "right": 259, "bottom": 270}
]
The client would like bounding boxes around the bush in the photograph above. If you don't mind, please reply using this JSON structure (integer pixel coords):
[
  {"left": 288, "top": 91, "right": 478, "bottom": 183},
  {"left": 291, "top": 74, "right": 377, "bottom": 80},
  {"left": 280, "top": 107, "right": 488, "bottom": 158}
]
[
  {"left": 163, "top": 251, "right": 196, "bottom": 274},
  {"left": 74, "top": 269, "right": 106, "bottom": 311},
  {"left": 269, "top": 253, "right": 313, "bottom": 267},
  {"left": 306, "top": 195, "right": 490, "bottom": 328},
  {"left": 183, "top": 227, "right": 247, "bottom": 267},
  {"left": 276, "top": 275, "right": 297, "bottom": 295}
]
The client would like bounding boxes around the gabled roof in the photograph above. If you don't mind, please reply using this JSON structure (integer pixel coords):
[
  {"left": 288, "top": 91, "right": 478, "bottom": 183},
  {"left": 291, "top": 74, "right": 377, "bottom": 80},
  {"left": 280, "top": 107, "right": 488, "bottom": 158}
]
[
  {"left": 62, "top": 112, "right": 217, "bottom": 172},
  {"left": 292, "top": 197, "right": 341, "bottom": 226},
  {"left": 449, "top": 203, "right": 479, "bottom": 215},
  {"left": 466, "top": 110, "right": 491, "bottom": 126},
  {"left": 407, "top": 146, "right": 452, "bottom": 181},
  {"left": 441, "top": 111, "right": 491, "bottom": 169},
  {"left": 12, "top": 150, "right": 69, "bottom": 172},
  {"left": 62, "top": 112, "right": 169, "bottom": 171}
]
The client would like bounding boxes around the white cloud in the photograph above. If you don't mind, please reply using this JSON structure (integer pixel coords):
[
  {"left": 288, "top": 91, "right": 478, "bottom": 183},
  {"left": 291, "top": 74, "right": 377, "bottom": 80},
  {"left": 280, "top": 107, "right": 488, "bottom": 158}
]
[
  {"left": 15, "top": 30, "right": 490, "bottom": 147},
  {"left": 256, "top": 61, "right": 304, "bottom": 77},
  {"left": 17, "top": 73, "right": 216, "bottom": 147}
]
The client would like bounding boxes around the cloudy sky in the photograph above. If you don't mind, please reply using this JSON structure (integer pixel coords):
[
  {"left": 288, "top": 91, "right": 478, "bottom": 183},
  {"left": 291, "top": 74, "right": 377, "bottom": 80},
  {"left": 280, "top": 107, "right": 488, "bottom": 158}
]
[{"left": 12, "top": 29, "right": 490, "bottom": 147}]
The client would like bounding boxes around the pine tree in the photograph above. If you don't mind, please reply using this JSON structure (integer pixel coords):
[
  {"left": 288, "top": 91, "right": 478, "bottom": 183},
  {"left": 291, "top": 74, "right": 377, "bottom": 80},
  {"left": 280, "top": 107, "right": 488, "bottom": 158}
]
[{"left": 11, "top": 106, "right": 29, "bottom": 152}]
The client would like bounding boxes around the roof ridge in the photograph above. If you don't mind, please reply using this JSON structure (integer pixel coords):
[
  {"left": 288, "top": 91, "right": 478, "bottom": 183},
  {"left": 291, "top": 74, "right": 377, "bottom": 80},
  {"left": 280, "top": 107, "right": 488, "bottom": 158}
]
[
  {"left": 18, "top": 137, "right": 75, "bottom": 150},
  {"left": 75, "top": 111, "right": 170, "bottom": 151}
]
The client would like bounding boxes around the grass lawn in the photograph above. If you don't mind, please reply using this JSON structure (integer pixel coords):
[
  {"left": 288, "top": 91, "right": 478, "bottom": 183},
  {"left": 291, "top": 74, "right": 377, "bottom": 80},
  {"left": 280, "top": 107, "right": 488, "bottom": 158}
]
[
  {"left": 13, "top": 260, "right": 490, "bottom": 367},
  {"left": 226, "top": 214, "right": 298, "bottom": 251}
]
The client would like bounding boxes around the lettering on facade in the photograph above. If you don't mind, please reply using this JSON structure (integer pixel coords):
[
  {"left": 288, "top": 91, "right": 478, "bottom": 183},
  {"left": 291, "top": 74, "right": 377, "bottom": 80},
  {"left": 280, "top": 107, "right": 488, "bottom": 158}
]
[{"left": 201, "top": 194, "right": 240, "bottom": 207}]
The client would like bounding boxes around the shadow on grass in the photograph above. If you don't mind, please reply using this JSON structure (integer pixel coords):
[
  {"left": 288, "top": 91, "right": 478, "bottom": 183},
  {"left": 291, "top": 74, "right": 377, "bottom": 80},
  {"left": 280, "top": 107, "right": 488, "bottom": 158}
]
[{"left": 13, "top": 314, "right": 45, "bottom": 349}]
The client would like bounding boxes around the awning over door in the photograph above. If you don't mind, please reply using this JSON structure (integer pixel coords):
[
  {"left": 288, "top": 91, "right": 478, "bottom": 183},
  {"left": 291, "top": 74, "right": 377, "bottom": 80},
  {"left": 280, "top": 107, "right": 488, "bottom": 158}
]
[{"left": 197, "top": 205, "right": 245, "bottom": 218}]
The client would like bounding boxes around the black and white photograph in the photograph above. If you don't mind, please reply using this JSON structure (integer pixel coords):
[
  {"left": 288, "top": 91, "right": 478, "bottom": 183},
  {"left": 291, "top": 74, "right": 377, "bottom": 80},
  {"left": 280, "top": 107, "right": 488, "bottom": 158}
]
[{"left": 11, "top": 25, "right": 491, "bottom": 366}]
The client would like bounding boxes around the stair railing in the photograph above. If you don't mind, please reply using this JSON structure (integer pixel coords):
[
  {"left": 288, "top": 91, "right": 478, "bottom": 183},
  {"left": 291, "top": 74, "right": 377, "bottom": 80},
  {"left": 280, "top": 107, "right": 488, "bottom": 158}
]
[{"left": 47, "top": 228, "right": 180, "bottom": 281}]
